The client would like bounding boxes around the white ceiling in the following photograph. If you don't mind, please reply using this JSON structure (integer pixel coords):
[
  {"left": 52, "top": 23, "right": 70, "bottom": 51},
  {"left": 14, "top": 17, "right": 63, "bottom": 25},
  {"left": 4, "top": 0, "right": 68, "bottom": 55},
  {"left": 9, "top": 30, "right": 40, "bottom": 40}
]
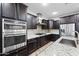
[{"left": 24, "top": 3, "right": 79, "bottom": 19}]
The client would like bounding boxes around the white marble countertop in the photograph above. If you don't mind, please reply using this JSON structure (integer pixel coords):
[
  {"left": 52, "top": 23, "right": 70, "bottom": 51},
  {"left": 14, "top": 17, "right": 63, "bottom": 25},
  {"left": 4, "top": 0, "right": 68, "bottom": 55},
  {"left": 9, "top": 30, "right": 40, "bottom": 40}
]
[
  {"left": 30, "top": 36, "right": 79, "bottom": 56},
  {"left": 27, "top": 33, "right": 59, "bottom": 40}
]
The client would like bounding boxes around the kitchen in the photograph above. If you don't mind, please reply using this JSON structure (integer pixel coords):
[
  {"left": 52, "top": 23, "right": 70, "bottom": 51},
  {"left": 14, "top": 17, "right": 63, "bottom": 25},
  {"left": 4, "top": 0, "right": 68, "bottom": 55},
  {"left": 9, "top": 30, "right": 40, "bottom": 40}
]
[{"left": 0, "top": 3, "right": 79, "bottom": 56}]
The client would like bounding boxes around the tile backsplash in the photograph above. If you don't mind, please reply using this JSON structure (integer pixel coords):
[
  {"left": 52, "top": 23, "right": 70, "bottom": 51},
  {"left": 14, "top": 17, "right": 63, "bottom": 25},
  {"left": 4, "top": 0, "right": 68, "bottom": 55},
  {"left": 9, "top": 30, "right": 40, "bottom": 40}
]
[{"left": 27, "top": 29, "right": 59, "bottom": 36}]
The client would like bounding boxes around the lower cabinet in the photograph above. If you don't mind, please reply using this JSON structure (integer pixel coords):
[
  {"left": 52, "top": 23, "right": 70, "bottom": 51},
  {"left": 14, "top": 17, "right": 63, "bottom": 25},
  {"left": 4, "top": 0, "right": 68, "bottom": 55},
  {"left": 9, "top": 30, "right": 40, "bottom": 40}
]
[
  {"left": 27, "top": 39, "right": 38, "bottom": 54},
  {"left": 50, "top": 34, "right": 60, "bottom": 41},
  {"left": 27, "top": 36, "right": 51, "bottom": 55}
]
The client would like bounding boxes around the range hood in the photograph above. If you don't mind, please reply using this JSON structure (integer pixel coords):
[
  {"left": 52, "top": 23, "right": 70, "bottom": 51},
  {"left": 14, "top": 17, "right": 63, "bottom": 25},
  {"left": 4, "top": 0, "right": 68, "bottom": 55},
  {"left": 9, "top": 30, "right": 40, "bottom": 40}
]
[{"left": 36, "top": 13, "right": 46, "bottom": 26}]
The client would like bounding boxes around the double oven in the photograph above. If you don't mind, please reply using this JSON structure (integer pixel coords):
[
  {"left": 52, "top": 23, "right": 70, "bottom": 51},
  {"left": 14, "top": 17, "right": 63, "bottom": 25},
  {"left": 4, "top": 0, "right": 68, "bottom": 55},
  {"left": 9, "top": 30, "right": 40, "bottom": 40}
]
[{"left": 2, "top": 18, "right": 27, "bottom": 54}]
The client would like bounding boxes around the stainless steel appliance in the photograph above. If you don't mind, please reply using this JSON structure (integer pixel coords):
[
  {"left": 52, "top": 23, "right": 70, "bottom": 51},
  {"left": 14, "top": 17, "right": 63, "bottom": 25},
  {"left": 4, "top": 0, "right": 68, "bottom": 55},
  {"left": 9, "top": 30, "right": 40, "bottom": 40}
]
[
  {"left": 60, "top": 23, "right": 75, "bottom": 37},
  {"left": 2, "top": 18, "right": 27, "bottom": 54}
]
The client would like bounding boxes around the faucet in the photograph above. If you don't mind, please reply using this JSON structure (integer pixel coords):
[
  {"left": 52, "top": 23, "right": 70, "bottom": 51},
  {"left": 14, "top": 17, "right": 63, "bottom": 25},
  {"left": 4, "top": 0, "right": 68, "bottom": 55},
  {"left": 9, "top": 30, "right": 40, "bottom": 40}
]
[{"left": 72, "top": 31, "right": 79, "bottom": 44}]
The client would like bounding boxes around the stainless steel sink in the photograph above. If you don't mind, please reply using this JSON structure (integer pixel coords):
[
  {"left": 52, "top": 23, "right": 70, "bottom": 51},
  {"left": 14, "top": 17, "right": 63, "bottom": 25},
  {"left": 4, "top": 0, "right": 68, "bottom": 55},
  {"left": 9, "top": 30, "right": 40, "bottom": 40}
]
[
  {"left": 35, "top": 33, "right": 46, "bottom": 35},
  {"left": 59, "top": 39, "right": 76, "bottom": 47}
]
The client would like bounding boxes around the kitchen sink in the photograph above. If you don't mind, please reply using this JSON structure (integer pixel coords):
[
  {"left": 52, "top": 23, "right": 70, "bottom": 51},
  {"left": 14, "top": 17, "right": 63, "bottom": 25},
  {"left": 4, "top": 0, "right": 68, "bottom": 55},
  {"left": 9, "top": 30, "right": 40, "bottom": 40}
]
[
  {"left": 35, "top": 33, "right": 46, "bottom": 35},
  {"left": 59, "top": 39, "right": 76, "bottom": 47}
]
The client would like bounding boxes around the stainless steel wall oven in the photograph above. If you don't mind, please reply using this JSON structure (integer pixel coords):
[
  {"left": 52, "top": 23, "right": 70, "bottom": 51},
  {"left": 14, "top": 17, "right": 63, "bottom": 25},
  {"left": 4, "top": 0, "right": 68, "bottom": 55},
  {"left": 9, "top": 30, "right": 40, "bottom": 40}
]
[{"left": 2, "top": 18, "right": 27, "bottom": 54}]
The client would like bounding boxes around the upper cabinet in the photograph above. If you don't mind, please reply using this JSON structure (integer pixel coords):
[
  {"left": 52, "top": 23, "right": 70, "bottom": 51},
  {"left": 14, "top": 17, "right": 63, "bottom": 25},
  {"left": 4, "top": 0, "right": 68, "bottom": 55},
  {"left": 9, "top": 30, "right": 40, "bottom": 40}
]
[
  {"left": 1, "top": 3, "right": 27, "bottom": 20},
  {"left": 76, "top": 14, "right": 79, "bottom": 22},
  {"left": 53, "top": 20, "right": 59, "bottom": 29},
  {"left": 60, "top": 15, "right": 76, "bottom": 24},
  {"left": 2, "top": 3, "right": 17, "bottom": 19},
  {"left": 32, "top": 15, "right": 37, "bottom": 29},
  {"left": 49, "top": 20, "right": 53, "bottom": 29},
  {"left": 42, "top": 20, "right": 49, "bottom": 29},
  {"left": 0, "top": 3, "right": 1, "bottom": 19},
  {"left": 26, "top": 13, "right": 37, "bottom": 29},
  {"left": 17, "top": 3, "right": 27, "bottom": 21}
]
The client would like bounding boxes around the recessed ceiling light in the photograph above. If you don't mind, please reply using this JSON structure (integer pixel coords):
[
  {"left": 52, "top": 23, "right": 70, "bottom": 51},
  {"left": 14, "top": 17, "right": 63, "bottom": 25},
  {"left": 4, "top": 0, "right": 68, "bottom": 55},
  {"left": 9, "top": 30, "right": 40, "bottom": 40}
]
[
  {"left": 52, "top": 12, "right": 58, "bottom": 15},
  {"left": 42, "top": 3, "right": 48, "bottom": 6}
]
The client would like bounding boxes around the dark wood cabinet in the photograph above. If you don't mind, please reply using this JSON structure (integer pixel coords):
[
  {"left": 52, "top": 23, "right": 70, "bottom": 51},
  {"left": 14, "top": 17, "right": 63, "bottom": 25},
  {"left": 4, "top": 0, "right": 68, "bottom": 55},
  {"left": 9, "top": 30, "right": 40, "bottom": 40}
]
[
  {"left": 75, "top": 22, "right": 79, "bottom": 32},
  {"left": 60, "top": 18, "right": 66, "bottom": 24},
  {"left": 60, "top": 15, "right": 76, "bottom": 24},
  {"left": 27, "top": 13, "right": 37, "bottom": 29},
  {"left": 1, "top": 3, "right": 27, "bottom": 20},
  {"left": 0, "top": 3, "right": 1, "bottom": 19},
  {"left": 51, "top": 34, "right": 60, "bottom": 41},
  {"left": 27, "top": 35, "right": 51, "bottom": 55},
  {"left": 32, "top": 16, "right": 37, "bottom": 29},
  {"left": 76, "top": 14, "right": 79, "bottom": 22},
  {"left": 39, "top": 36, "right": 47, "bottom": 47},
  {"left": 27, "top": 39, "right": 38, "bottom": 54},
  {"left": 49, "top": 20, "right": 53, "bottom": 29},
  {"left": 17, "top": 3, "right": 27, "bottom": 21},
  {"left": 0, "top": 20, "right": 2, "bottom": 53},
  {"left": 2, "top": 3, "right": 16, "bottom": 19},
  {"left": 53, "top": 20, "right": 60, "bottom": 29},
  {"left": 42, "top": 20, "right": 49, "bottom": 29}
]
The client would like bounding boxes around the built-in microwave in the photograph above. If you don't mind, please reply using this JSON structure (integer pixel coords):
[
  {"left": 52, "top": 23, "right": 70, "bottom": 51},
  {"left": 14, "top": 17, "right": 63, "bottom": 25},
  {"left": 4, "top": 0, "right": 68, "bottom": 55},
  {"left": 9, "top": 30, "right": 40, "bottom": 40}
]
[{"left": 2, "top": 18, "right": 27, "bottom": 54}]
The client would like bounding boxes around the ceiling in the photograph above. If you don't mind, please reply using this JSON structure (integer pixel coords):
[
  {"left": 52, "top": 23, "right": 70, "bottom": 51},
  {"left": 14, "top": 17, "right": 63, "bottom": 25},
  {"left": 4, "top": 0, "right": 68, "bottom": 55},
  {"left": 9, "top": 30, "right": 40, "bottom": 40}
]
[{"left": 24, "top": 3, "right": 79, "bottom": 19}]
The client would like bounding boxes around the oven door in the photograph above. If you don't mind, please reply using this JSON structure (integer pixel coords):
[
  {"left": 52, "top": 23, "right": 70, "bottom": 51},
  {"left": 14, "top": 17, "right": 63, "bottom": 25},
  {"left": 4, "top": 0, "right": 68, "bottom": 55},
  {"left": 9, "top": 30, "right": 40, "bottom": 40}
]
[
  {"left": 3, "top": 36, "right": 16, "bottom": 53},
  {"left": 15, "top": 35, "right": 26, "bottom": 49}
]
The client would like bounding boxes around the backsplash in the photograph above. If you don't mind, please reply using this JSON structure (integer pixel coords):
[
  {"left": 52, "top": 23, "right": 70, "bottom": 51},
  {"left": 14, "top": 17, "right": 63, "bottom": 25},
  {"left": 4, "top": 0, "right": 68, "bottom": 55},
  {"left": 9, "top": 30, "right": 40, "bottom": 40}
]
[{"left": 27, "top": 29, "right": 59, "bottom": 36}]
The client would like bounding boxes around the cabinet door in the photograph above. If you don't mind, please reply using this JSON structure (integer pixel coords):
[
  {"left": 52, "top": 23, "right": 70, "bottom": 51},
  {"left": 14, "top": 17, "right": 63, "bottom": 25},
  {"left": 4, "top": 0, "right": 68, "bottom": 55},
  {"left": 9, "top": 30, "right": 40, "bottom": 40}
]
[
  {"left": 70, "top": 15, "right": 76, "bottom": 23},
  {"left": 2, "top": 3, "right": 16, "bottom": 19},
  {"left": 0, "top": 3, "right": 1, "bottom": 19},
  {"left": 49, "top": 20, "right": 53, "bottom": 29},
  {"left": 75, "top": 22, "right": 79, "bottom": 32},
  {"left": 26, "top": 14, "right": 32, "bottom": 29},
  {"left": 0, "top": 20, "right": 2, "bottom": 53},
  {"left": 76, "top": 14, "right": 79, "bottom": 22},
  {"left": 17, "top": 3, "right": 27, "bottom": 21},
  {"left": 27, "top": 14, "right": 37, "bottom": 29},
  {"left": 60, "top": 15, "right": 76, "bottom": 24},
  {"left": 32, "top": 16, "right": 37, "bottom": 29},
  {"left": 27, "top": 39, "right": 38, "bottom": 54},
  {"left": 53, "top": 20, "right": 59, "bottom": 29},
  {"left": 60, "top": 18, "right": 66, "bottom": 24},
  {"left": 42, "top": 20, "right": 49, "bottom": 29},
  {"left": 51, "top": 34, "right": 60, "bottom": 41}
]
